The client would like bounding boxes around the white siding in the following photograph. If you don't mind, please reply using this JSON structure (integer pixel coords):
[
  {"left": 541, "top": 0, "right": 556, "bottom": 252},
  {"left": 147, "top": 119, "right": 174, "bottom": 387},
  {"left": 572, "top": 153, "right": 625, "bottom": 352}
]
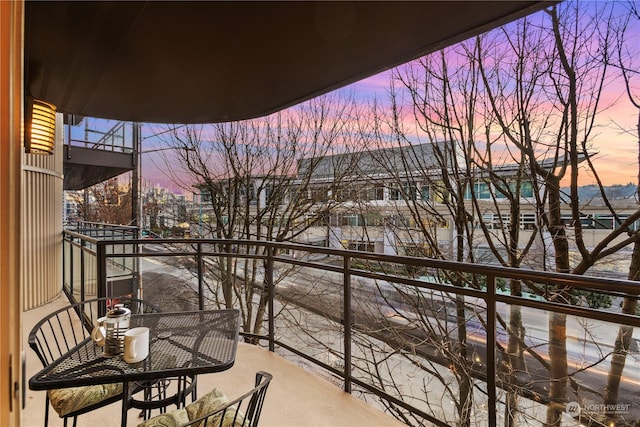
[{"left": 21, "top": 114, "right": 63, "bottom": 310}]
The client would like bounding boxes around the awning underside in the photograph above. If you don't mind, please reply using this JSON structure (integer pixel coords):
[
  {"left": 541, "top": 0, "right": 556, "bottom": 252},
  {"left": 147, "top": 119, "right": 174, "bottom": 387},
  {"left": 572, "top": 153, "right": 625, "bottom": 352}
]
[{"left": 25, "top": 1, "right": 550, "bottom": 124}]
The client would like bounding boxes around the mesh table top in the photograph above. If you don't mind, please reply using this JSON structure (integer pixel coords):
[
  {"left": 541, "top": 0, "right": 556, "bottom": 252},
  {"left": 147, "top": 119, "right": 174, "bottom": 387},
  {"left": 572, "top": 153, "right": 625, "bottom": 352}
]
[{"left": 30, "top": 309, "right": 240, "bottom": 390}]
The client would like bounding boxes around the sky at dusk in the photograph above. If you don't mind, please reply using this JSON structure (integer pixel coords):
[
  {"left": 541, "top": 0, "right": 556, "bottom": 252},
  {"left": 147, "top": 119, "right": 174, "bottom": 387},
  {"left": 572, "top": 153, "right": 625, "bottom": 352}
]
[{"left": 103, "top": 2, "right": 640, "bottom": 194}]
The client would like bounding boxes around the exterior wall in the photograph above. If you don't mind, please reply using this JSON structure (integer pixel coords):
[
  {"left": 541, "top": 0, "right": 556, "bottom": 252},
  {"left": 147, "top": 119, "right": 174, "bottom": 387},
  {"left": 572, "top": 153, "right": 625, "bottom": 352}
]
[
  {"left": 1, "top": 0, "right": 23, "bottom": 423},
  {"left": 21, "top": 114, "right": 63, "bottom": 310}
]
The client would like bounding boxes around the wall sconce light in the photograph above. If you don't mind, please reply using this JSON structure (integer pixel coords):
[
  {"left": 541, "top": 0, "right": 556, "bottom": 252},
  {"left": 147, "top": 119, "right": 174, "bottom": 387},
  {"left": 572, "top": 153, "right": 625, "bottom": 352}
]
[{"left": 26, "top": 97, "right": 56, "bottom": 155}]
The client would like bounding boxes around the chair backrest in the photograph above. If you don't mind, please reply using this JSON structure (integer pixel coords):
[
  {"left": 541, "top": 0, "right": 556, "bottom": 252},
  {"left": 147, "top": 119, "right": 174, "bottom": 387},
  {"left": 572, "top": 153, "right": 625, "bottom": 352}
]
[
  {"left": 186, "top": 371, "right": 273, "bottom": 427},
  {"left": 28, "top": 297, "right": 160, "bottom": 368}
]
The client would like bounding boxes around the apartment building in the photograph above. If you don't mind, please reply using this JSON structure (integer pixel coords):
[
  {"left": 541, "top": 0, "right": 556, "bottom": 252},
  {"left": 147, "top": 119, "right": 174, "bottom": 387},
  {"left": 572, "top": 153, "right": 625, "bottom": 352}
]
[{"left": 191, "top": 142, "right": 639, "bottom": 270}]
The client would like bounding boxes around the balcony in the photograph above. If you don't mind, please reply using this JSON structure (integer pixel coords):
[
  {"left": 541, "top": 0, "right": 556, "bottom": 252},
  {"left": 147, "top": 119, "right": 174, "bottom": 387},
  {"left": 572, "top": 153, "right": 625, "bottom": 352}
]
[
  {"left": 63, "top": 120, "right": 137, "bottom": 191},
  {"left": 23, "top": 295, "right": 404, "bottom": 427},
  {"left": 23, "top": 228, "right": 640, "bottom": 426}
]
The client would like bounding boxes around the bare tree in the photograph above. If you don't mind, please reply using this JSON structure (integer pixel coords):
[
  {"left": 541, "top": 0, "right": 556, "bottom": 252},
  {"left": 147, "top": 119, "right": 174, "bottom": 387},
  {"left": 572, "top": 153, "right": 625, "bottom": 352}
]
[
  {"left": 70, "top": 178, "right": 134, "bottom": 225},
  {"left": 364, "top": 33, "right": 547, "bottom": 424},
  {"left": 603, "top": 3, "right": 640, "bottom": 423},
  {"left": 477, "top": 3, "right": 640, "bottom": 425},
  {"left": 157, "top": 94, "right": 360, "bottom": 341},
  {"left": 346, "top": 2, "right": 640, "bottom": 426},
  {"left": 342, "top": 39, "right": 493, "bottom": 425}
]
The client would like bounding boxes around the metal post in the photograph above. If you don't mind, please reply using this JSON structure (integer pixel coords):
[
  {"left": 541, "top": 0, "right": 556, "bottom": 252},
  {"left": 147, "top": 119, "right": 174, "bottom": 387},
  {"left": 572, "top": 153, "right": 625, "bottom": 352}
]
[
  {"left": 266, "top": 245, "right": 275, "bottom": 352},
  {"left": 343, "top": 255, "right": 352, "bottom": 393},
  {"left": 63, "top": 234, "right": 67, "bottom": 294},
  {"left": 96, "top": 242, "right": 107, "bottom": 302},
  {"left": 486, "top": 274, "right": 497, "bottom": 427},
  {"left": 131, "top": 123, "right": 142, "bottom": 300},
  {"left": 131, "top": 122, "right": 140, "bottom": 228},
  {"left": 197, "top": 242, "right": 204, "bottom": 310},
  {"left": 68, "top": 235, "right": 74, "bottom": 298},
  {"left": 79, "top": 238, "right": 85, "bottom": 302}
]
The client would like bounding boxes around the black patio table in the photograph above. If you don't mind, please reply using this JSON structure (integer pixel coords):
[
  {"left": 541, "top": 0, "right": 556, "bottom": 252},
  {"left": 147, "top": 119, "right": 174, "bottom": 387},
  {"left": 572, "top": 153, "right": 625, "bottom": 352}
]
[{"left": 29, "top": 309, "right": 240, "bottom": 427}]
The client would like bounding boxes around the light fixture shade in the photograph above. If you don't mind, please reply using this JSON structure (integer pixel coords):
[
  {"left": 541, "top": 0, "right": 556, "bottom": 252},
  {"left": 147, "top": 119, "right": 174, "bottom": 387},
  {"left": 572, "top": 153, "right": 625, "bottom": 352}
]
[{"left": 26, "top": 98, "right": 56, "bottom": 155}]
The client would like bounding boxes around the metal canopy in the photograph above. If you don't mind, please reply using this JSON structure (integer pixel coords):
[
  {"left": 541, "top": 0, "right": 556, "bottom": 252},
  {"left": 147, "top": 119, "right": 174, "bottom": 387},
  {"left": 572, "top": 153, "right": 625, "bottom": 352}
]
[{"left": 25, "top": 1, "right": 549, "bottom": 124}]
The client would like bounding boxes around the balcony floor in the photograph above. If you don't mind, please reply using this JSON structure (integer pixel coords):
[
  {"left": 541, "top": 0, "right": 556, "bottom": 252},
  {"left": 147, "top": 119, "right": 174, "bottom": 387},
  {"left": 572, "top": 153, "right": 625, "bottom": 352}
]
[{"left": 23, "top": 294, "right": 407, "bottom": 427}]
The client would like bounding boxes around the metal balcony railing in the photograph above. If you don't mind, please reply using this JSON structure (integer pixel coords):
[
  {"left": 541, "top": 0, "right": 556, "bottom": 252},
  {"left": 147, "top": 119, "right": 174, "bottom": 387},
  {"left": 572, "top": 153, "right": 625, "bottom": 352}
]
[
  {"left": 65, "top": 121, "right": 134, "bottom": 154},
  {"left": 64, "top": 224, "right": 139, "bottom": 302},
  {"left": 62, "top": 230, "right": 640, "bottom": 427}
]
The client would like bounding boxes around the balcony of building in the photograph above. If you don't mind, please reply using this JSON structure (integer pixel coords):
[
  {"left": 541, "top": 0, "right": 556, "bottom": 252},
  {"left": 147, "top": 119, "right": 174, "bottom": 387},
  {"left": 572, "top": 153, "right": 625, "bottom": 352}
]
[
  {"left": 62, "top": 118, "right": 137, "bottom": 191},
  {"left": 5, "top": 2, "right": 620, "bottom": 426},
  {"left": 20, "top": 227, "right": 640, "bottom": 427},
  {"left": 23, "top": 294, "right": 405, "bottom": 427}
]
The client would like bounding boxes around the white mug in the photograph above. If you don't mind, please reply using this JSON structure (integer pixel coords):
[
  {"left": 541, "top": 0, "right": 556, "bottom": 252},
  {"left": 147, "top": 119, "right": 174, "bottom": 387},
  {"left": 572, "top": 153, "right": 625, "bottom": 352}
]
[
  {"left": 123, "top": 327, "right": 149, "bottom": 363},
  {"left": 91, "top": 316, "right": 107, "bottom": 346}
]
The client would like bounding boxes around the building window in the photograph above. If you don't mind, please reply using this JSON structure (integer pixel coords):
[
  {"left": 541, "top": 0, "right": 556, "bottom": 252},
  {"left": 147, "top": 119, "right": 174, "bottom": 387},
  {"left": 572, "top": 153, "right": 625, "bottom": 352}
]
[
  {"left": 364, "top": 212, "right": 383, "bottom": 227},
  {"left": 391, "top": 214, "right": 412, "bottom": 227},
  {"left": 341, "top": 214, "right": 361, "bottom": 226},
  {"left": 347, "top": 241, "right": 375, "bottom": 252},
  {"left": 521, "top": 182, "right": 534, "bottom": 198},
  {"left": 520, "top": 213, "right": 536, "bottom": 230},
  {"left": 433, "top": 184, "right": 450, "bottom": 204},
  {"left": 310, "top": 187, "right": 328, "bottom": 202},
  {"left": 199, "top": 190, "right": 212, "bottom": 204},
  {"left": 476, "top": 182, "right": 491, "bottom": 199},
  {"left": 389, "top": 185, "right": 402, "bottom": 201},
  {"left": 264, "top": 185, "right": 272, "bottom": 203},
  {"left": 420, "top": 185, "right": 430, "bottom": 201},
  {"left": 480, "top": 213, "right": 510, "bottom": 229},
  {"left": 496, "top": 181, "right": 535, "bottom": 199},
  {"left": 375, "top": 185, "right": 385, "bottom": 201},
  {"left": 403, "top": 243, "right": 433, "bottom": 258},
  {"left": 366, "top": 185, "right": 385, "bottom": 201},
  {"left": 404, "top": 184, "right": 417, "bottom": 200}
]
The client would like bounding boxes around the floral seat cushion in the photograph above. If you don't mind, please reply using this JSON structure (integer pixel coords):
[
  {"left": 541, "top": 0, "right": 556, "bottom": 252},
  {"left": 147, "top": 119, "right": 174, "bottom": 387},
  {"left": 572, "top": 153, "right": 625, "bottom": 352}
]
[
  {"left": 137, "top": 408, "right": 190, "bottom": 427},
  {"left": 140, "top": 387, "right": 246, "bottom": 427},
  {"left": 48, "top": 383, "right": 123, "bottom": 417},
  {"left": 186, "top": 388, "right": 245, "bottom": 427}
]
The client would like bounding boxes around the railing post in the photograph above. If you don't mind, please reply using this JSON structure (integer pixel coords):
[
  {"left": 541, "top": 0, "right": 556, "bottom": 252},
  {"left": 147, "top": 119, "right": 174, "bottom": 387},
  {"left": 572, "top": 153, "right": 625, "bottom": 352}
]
[
  {"left": 68, "top": 235, "right": 74, "bottom": 298},
  {"left": 79, "top": 238, "right": 85, "bottom": 302},
  {"left": 96, "top": 241, "right": 107, "bottom": 303},
  {"left": 343, "top": 254, "right": 352, "bottom": 393},
  {"left": 266, "top": 245, "right": 275, "bottom": 352},
  {"left": 486, "top": 274, "right": 497, "bottom": 427},
  {"left": 63, "top": 233, "right": 67, "bottom": 294},
  {"left": 134, "top": 233, "right": 140, "bottom": 300},
  {"left": 197, "top": 242, "right": 204, "bottom": 310}
]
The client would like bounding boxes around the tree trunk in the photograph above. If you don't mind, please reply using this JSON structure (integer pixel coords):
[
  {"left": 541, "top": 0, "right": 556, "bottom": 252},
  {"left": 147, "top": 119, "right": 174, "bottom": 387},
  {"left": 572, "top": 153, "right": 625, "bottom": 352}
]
[
  {"left": 547, "top": 312, "right": 568, "bottom": 426},
  {"left": 504, "top": 279, "right": 525, "bottom": 427},
  {"left": 504, "top": 197, "right": 526, "bottom": 427},
  {"left": 603, "top": 108, "right": 640, "bottom": 421},
  {"left": 546, "top": 181, "right": 570, "bottom": 427},
  {"left": 454, "top": 294, "right": 472, "bottom": 427},
  {"left": 603, "top": 240, "right": 640, "bottom": 421},
  {"left": 454, "top": 212, "right": 472, "bottom": 427},
  {"left": 220, "top": 254, "right": 234, "bottom": 309},
  {"left": 249, "top": 258, "right": 270, "bottom": 344}
]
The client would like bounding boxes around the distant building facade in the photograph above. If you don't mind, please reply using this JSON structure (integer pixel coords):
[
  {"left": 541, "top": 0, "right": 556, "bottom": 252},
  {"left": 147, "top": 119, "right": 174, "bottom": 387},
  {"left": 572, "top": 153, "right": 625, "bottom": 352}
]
[{"left": 190, "top": 143, "right": 639, "bottom": 272}]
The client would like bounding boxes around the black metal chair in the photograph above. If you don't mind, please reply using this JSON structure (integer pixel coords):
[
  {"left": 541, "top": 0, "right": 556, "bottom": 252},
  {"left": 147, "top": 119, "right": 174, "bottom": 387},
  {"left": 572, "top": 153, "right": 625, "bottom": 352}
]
[
  {"left": 129, "top": 370, "right": 198, "bottom": 420},
  {"left": 139, "top": 371, "right": 272, "bottom": 427},
  {"left": 28, "top": 296, "right": 196, "bottom": 426}
]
